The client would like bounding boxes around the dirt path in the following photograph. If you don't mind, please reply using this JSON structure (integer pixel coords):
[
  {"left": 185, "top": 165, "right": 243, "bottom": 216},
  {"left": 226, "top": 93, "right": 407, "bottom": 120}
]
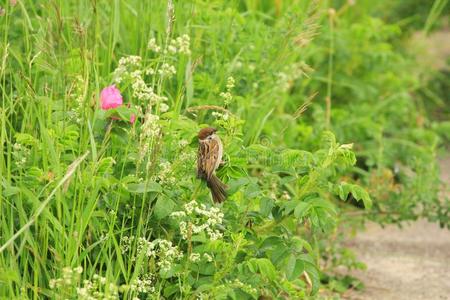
[{"left": 343, "top": 156, "right": 450, "bottom": 300}]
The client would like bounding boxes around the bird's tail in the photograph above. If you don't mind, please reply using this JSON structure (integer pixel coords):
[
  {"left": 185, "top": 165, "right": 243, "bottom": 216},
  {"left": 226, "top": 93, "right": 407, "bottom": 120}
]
[{"left": 206, "top": 174, "right": 227, "bottom": 203}]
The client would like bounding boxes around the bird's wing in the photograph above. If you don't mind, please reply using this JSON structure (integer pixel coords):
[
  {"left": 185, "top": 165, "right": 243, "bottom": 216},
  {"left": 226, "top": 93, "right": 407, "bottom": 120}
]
[{"left": 198, "top": 139, "right": 220, "bottom": 179}]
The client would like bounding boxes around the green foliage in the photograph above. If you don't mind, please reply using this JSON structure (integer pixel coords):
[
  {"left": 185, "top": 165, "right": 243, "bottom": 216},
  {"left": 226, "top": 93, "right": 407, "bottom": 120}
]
[{"left": 0, "top": 0, "right": 447, "bottom": 299}]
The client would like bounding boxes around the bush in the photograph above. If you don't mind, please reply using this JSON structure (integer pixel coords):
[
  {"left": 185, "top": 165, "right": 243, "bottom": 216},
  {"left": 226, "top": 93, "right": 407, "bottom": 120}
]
[{"left": 0, "top": 0, "right": 447, "bottom": 299}]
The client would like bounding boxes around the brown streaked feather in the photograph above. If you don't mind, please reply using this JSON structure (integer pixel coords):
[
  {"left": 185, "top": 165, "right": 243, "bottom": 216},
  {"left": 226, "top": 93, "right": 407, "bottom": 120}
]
[{"left": 197, "top": 138, "right": 220, "bottom": 180}]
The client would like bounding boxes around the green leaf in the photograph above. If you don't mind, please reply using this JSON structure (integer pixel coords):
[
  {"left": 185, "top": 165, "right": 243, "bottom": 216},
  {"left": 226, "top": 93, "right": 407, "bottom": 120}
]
[
  {"left": 304, "top": 261, "right": 320, "bottom": 295},
  {"left": 260, "top": 236, "right": 283, "bottom": 250},
  {"left": 244, "top": 182, "right": 261, "bottom": 198},
  {"left": 271, "top": 246, "right": 290, "bottom": 266},
  {"left": 334, "top": 183, "right": 372, "bottom": 209},
  {"left": 154, "top": 196, "right": 175, "bottom": 220},
  {"left": 294, "top": 202, "right": 310, "bottom": 218},
  {"left": 164, "top": 284, "right": 181, "bottom": 298},
  {"left": 126, "top": 182, "right": 162, "bottom": 193},
  {"left": 227, "top": 177, "right": 250, "bottom": 195},
  {"left": 350, "top": 185, "right": 372, "bottom": 209},
  {"left": 0, "top": 268, "right": 19, "bottom": 283},
  {"left": 159, "top": 264, "right": 182, "bottom": 279},
  {"left": 297, "top": 254, "right": 320, "bottom": 294},
  {"left": 259, "top": 197, "right": 274, "bottom": 217},
  {"left": 14, "top": 133, "right": 38, "bottom": 146},
  {"left": 311, "top": 198, "right": 336, "bottom": 215},
  {"left": 284, "top": 254, "right": 297, "bottom": 280},
  {"left": 283, "top": 200, "right": 299, "bottom": 215},
  {"left": 292, "top": 237, "right": 313, "bottom": 253},
  {"left": 2, "top": 185, "right": 21, "bottom": 197},
  {"left": 249, "top": 258, "right": 277, "bottom": 281}
]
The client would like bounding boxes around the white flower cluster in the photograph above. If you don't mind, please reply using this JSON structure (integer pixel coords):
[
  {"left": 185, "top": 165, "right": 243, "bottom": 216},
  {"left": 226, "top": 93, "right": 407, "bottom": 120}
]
[
  {"left": 230, "top": 278, "right": 257, "bottom": 295},
  {"left": 155, "top": 160, "right": 176, "bottom": 185},
  {"left": 178, "top": 139, "right": 189, "bottom": 148},
  {"left": 189, "top": 253, "right": 201, "bottom": 262},
  {"left": 136, "top": 237, "right": 157, "bottom": 258},
  {"left": 154, "top": 239, "right": 183, "bottom": 271},
  {"left": 49, "top": 266, "right": 129, "bottom": 300},
  {"left": 220, "top": 76, "right": 235, "bottom": 105},
  {"left": 49, "top": 266, "right": 83, "bottom": 289},
  {"left": 130, "top": 274, "right": 155, "bottom": 294},
  {"left": 147, "top": 38, "right": 161, "bottom": 53},
  {"left": 120, "top": 235, "right": 134, "bottom": 253},
  {"left": 189, "top": 252, "right": 214, "bottom": 263},
  {"left": 120, "top": 236, "right": 183, "bottom": 272},
  {"left": 12, "top": 142, "right": 30, "bottom": 169},
  {"left": 69, "top": 75, "right": 85, "bottom": 124},
  {"left": 212, "top": 111, "right": 230, "bottom": 121},
  {"left": 203, "top": 253, "right": 213, "bottom": 262},
  {"left": 168, "top": 34, "right": 191, "bottom": 55},
  {"left": 130, "top": 68, "right": 168, "bottom": 106},
  {"left": 226, "top": 76, "right": 235, "bottom": 90},
  {"left": 113, "top": 55, "right": 169, "bottom": 109},
  {"left": 214, "top": 279, "right": 257, "bottom": 297},
  {"left": 76, "top": 274, "right": 120, "bottom": 300},
  {"left": 113, "top": 55, "right": 142, "bottom": 83},
  {"left": 130, "top": 70, "right": 155, "bottom": 102},
  {"left": 158, "top": 63, "right": 176, "bottom": 77},
  {"left": 139, "top": 109, "right": 161, "bottom": 162},
  {"left": 171, "top": 200, "right": 224, "bottom": 241}
]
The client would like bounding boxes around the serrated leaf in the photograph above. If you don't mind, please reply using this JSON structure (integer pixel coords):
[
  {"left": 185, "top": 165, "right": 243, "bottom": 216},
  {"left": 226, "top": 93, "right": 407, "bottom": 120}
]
[
  {"left": 284, "top": 253, "right": 297, "bottom": 280},
  {"left": 350, "top": 185, "right": 372, "bottom": 209},
  {"left": 311, "top": 198, "right": 336, "bottom": 215},
  {"left": 255, "top": 258, "right": 276, "bottom": 281},
  {"left": 335, "top": 183, "right": 372, "bottom": 209},
  {"left": 292, "top": 237, "right": 313, "bottom": 253},
  {"left": 271, "top": 246, "right": 290, "bottom": 266},
  {"left": 304, "top": 261, "right": 320, "bottom": 295},
  {"left": 294, "top": 202, "right": 310, "bottom": 218},
  {"left": 283, "top": 200, "right": 299, "bottom": 215}
]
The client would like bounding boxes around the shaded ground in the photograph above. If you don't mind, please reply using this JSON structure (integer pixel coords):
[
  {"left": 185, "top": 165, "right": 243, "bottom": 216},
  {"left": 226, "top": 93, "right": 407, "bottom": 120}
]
[{"left": 342, "top": 156, "right": 450, "bottom": 300}]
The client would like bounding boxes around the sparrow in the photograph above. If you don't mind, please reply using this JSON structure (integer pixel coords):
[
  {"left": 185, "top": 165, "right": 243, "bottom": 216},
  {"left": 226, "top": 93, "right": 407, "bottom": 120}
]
[{"left": 197, "top": 127, "right": 227, "bottom": 203}]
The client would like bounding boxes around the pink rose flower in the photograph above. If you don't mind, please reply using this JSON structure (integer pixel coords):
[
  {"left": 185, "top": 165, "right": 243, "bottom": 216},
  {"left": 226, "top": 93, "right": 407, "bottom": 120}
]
[
  {"left": 130, "top": 114, "right": 136, "bottom": 124},
  {"left": 100, "top": 85, "right": 123, "bottom": 110}
]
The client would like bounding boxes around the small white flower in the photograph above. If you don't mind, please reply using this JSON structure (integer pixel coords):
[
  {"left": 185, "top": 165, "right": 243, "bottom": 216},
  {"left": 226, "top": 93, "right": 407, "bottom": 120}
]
[
  {"left": 170, "top": 211, "right": 186, "bottom": 218},
  {"left": 168, "top": 44, "right": 177, "bottom": 54},
  {"left": 226, "top": 76, "right": 235, "bottom": 90},
  {"left": 49, "top": 279, "right": 56, "bottom": 289},
  {"left": 147, "top": 38, "right": 161, "bottom": 53},
  {"left": 203, "top": 253, "right": 213, "bottom": 262},
  {"left": 281, "top": 191, "right": 291, "bottom": 200},
  {"left": 158, "top": 63, "right": 176, "bottom": 77},
  {"left": 160, "top": 102, "right": 169, "bottom": 113},
  {"left": 184, "top": 200, "right": 197, "bottom": 215},
  {"left": 176, "top": 34, "right": 191, "bottom": 55},
  {"left": 220, "top": 91, "right": 232, "bottom": 105},
  {"left": 189, "top": 253, "right": 201, "bottom": 262}
]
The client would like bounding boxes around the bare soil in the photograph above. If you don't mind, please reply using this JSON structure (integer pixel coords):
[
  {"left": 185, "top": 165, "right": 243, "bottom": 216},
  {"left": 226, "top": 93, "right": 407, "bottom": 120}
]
[{"left": 343, "top": 156, "right": 450, "bottom": 300}]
